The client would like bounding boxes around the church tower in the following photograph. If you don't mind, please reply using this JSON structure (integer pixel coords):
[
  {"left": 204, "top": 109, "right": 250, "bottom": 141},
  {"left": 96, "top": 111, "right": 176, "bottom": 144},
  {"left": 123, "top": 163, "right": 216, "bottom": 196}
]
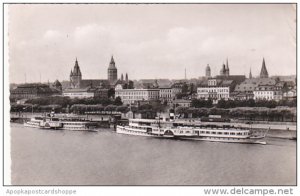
[
  {"left": 70, "top": 58, "right": 82, "bottom": 88},
  {"left": 220, "top": 63, "right": 226, "bottom": 76},
  {"left": 225, "top": 58, "right": 230, "bottom": 76},
  {"left": 259, "top": 58, "right": 269, "bottom": 78},
  {"left": 125, "top": 73, "right": 128, "bottom": 83},
  {"left": 249, "top": 68, "right": 253, "bottom": 79},
  {"left": 108, "top": 56, "right": 118, "bottom": 84},
  {"left": 205, "top": 64, "right": 211, "bottom": 77}
]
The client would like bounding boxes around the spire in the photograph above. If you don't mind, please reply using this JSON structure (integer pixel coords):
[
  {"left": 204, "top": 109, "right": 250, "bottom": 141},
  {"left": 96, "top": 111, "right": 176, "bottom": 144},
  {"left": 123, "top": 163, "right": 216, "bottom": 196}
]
[
  {"left": 110, "top": 55, "right": 115, "bottom": 64},
  {"left": 121, "top": 73, "right": 124, "bottom": 81},
  {"left": 226, "top": 58, "right": 229, "bottom": 69},
  {"left": 70, "top": 69, "right": 73, "bottom": 76},
  {"left": 220, "top": 63, "right": 226, "bottom": 76},
  {"left": 260, "top": 57, "right": 269, "bottom": 78},
  {"left": 249, "top": 67, "right": 252, "bottom": 79},
  {"left": 108, "top": 55, "right": 116, "bottom": 69},
  {"left": 225, "top": 58, "right": 229, "bottom": 76},
  {"left": 75, "top": 57, "right": 79, "bottom": 68},
  {"left": 125, "top": 73, "right": 128, "bottom": 82}
]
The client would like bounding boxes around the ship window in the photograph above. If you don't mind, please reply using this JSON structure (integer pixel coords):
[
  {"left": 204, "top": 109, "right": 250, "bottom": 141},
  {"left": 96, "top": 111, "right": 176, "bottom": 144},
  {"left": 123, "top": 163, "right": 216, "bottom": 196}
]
[
  {"left": 217, "top": 132, "right": 222, "bottom": 135},
  {"left": 224, "top": 132, "right": 229, "bottom": 135},
  {"left": 230, "top": 132, "right": 235, "bottom": 135},
  {"left": 212, "top": 132, "right": 216, "bottom": 134},
  {"left": 206, "top": 131, "right": 210, "bottom": 134}
]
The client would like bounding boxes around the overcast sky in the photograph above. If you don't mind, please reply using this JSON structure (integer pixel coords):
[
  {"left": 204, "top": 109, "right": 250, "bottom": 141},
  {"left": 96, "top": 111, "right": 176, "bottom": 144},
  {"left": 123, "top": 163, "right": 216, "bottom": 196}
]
[{"left": 8, "top": 4, "right": 296, "bottom": 83}]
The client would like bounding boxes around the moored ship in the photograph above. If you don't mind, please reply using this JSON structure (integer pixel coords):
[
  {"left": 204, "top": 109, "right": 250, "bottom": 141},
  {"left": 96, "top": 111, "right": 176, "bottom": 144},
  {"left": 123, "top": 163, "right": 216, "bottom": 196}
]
[
  {"left": 24, "top": 115, "right": 98, "bottom": 132},
  {"left": 59, "top": 117, "right": 98, "bottom": 132},
  {"left": 116, "top": 118, "right": 267, "bottom": 144},
  {"left": 24, "top": 116, "right": 63, "bottom": 129}
]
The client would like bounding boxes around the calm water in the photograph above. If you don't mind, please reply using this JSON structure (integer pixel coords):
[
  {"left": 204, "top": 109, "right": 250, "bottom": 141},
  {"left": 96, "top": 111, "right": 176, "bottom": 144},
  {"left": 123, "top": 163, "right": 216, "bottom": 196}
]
[{"left": 10, "top": 123, "right": 296, "bottom": 185}]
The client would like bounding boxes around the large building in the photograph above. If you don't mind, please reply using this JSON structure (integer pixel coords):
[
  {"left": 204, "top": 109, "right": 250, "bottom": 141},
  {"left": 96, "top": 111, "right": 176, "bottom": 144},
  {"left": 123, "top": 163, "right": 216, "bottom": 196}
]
[
  {"left": 233, "top": 78, "right": 276, "bottom": 100},
  {"left": 159, "top": 87, "right": 174, "bottom": 103},
  {"left": 115, "top": 84, "right": 160, "bottom": 105},
  {"left": 63, "top": 58, "right": 113, "bottom": 99},
  {"left": 63, "top": 87, "right": 108, "bottom": 99},
  {"left": 10, "top": 83, "right": 60, "bottom": 100},
  {"left": 197, "top": 78, "right": 234, "bottom": 101},
  {"left": 253, "top": 84, "right": 283, "bottom": 101},
  {"left": 69, "top": 58, "right": 110, "bottom": 89}
]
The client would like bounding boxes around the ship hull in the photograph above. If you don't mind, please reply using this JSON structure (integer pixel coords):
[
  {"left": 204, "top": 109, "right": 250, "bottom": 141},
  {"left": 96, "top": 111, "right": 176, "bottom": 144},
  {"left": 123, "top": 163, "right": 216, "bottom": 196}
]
[{"left": 116, "top": 125, "right": 266, "bottom": 145}]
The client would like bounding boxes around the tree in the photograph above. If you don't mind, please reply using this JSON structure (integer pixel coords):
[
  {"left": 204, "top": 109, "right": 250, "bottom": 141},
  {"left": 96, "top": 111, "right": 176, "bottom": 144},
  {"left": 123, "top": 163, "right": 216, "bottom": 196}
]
[
  {"left": 116, "top": 106, "right": 128, "bottom": 113},
  {"left": 182, "top": 83, "right": 189, "bottom": 94},
  {"left": 105, "top": 105, "right": 117, "bottom": 112},
  {"left": 114, "top": 96, "right": 123, "bottom": 106},
  {"left": 108, "top": 88, "right": 115, "bottom": 98},
  {"left": 175, "top": 106, "right": 188, "bottom": 117}
]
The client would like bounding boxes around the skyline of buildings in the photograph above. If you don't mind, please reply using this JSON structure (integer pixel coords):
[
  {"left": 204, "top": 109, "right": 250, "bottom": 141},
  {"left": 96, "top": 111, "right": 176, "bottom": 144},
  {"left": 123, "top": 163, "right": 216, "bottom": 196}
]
[{"left": 10, "top": 55, "right": 295, "bottom": 85}]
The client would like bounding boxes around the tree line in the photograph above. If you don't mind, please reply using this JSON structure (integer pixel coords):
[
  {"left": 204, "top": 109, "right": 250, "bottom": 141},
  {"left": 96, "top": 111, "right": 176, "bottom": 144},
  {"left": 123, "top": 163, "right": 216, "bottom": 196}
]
[
  {"left": 175, "top": 106, "right": 296, "bottom": 122},
  {"left": 191, "top": 98, "right": 296, "bottom": 108}
]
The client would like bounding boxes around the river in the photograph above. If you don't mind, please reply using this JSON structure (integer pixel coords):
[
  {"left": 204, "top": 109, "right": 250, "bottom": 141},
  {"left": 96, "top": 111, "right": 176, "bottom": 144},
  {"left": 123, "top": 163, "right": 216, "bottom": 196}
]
[{"left": 10, "top": 123, "right": 296, "bottom": 185}]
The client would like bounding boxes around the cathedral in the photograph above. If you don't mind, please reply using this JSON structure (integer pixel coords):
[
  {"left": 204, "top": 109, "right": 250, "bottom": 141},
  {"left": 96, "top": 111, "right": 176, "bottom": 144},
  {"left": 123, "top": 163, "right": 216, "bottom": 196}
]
[
  {"left": 68, "top": 56, "right": 129, "bottom": 89},
  {"left": 219, "top": 58, "right": 230, "bottom": 77}
]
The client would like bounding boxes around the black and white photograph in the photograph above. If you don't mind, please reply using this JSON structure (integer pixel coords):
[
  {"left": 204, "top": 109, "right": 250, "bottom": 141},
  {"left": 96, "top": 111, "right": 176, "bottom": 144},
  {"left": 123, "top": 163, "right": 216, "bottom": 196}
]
[{"left": 3, "top": 2, "right": 297, "bottom": 190}]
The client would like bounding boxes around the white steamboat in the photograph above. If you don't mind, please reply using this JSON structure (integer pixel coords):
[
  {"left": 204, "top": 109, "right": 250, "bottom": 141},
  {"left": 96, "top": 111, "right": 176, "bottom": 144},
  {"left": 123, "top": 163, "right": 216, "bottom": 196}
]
[
  {"left": 24, "top": 117, "right": 63, "bottom": 129},
  {"left": 24, "top": 115, "right": 97, "bottom": 132},
  {"left": 116, "top": 119, "right": 267, "bottom": 144}
]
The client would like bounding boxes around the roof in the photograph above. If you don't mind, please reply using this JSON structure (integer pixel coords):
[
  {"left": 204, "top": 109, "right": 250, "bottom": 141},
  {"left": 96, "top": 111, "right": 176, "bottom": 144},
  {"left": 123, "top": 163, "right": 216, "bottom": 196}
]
[
  {"left": 63, "top": 87, "right": 96, "bottom": 93},
  {"left": 11, "top": 83, "right": 60, "bottom": 94},
  {"left": 80, "top": 79, "right": 110, "bottom": 89},
  {"left": 53, "top": 80, "right": 62, "bottom": 87},
  {"left": 234, "top": 78, "right": 277, "bottom": 92},
  {"left": 254, "top": 85, "right": 282, "bottom": 91},
  {"left": 198, "top": 79, "right": 234, "bottom": 87},
  {"left": 216, "top": 75, "right": 245, "bottom": 84}
]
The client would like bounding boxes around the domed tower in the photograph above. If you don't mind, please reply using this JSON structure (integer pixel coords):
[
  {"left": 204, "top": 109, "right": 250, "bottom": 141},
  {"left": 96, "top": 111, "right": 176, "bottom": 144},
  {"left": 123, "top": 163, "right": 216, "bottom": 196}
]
[
  {"left": 70, "top": 58, "right": 82, "bottom": 88},
  {"left": 260, "top": 58, "right": 269, "bottom": 78},
  {"left": 107, "top": 56, "right": 118, "bottom": 84},
  {"left": 205, "top": 64, "right": 211, "bottom": 78}
]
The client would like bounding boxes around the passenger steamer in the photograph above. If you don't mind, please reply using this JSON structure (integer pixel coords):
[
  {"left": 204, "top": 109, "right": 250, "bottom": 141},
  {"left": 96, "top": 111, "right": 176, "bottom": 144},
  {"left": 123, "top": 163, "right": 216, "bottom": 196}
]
[
  {"left": 24, "top": 116, "right": 97, "bottom": 132},
  {"left": 24, "top": 117, "right": 63, "bottom": 129},
  {"left": 116, "top": 119, "right": 267, "bottom": 144}
]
